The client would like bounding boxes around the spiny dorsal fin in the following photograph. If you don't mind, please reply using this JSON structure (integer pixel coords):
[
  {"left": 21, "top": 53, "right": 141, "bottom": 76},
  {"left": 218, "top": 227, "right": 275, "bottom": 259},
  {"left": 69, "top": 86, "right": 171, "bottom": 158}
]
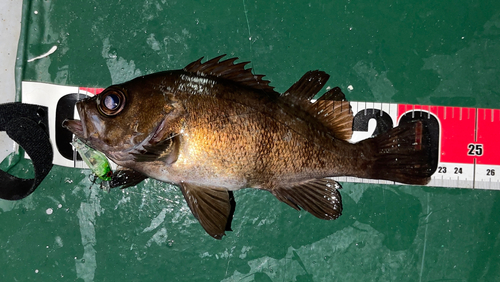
[
  {"left": 271, "top": 178, "right": 343, "bottom": 220},
  {"left": 184, "top": 55, "right": 275, "bottom": 94},
  {"left": 285, "top": 71, "right": 353, "bottom": 141}
]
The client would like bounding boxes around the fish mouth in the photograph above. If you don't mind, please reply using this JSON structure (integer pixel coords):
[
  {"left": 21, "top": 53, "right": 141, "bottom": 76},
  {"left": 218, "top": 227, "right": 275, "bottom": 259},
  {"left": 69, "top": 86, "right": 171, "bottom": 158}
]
[
  {"left": 62, "top": 119, "right": 87, "bottom": 139},
  {"left": 62, "top": 99, "right": 88, "bottom": 139}
]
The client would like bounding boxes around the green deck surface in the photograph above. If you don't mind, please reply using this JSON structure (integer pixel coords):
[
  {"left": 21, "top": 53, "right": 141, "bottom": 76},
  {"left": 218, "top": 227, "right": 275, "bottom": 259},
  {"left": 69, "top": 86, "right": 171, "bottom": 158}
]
[{"left": 2, "top": 0, "right": 500, "bottom": 281}]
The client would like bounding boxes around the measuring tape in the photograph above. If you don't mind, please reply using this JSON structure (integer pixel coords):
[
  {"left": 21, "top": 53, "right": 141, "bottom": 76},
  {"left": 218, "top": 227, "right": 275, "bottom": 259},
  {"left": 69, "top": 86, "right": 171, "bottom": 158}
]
[
  {"left": 21, "top": 81, "right": 500, "bottom": 190},
  {"left": 338, "top": 102, "right": 500, "bottom": 190}
]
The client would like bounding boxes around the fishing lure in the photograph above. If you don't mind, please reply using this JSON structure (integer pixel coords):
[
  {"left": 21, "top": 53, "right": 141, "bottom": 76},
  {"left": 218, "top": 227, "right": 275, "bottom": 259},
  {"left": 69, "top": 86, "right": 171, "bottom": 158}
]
[{"left": 72, "top": 137, "right": 113, "bottom": 181}]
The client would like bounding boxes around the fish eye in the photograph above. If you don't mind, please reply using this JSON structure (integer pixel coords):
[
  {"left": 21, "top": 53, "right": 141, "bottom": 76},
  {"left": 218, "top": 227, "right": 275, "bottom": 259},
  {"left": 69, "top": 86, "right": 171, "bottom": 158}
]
[
  {"left": 104, "top": 94, "right": 120, "bottom": 110},
  {"left": 97, "top": 89, "right": 126, "bottom": 117}
]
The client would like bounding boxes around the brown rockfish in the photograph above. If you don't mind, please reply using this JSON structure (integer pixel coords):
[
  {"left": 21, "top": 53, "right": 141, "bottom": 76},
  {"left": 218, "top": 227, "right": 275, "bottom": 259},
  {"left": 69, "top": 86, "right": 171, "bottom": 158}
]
[{"left": 63, "top": 55, "right": 435, "bottom": 239}]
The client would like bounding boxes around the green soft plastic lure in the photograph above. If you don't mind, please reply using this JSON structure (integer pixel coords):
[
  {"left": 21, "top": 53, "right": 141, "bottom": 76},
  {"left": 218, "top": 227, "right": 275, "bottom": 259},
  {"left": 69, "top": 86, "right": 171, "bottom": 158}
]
[{"left": 72, "top": 138, "right": 113, "bottom": 181}]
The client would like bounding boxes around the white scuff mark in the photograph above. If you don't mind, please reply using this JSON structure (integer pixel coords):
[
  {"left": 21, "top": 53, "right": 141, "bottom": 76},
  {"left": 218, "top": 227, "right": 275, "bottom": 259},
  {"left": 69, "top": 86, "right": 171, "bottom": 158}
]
[
  {"left": 242, "top": 0, "right": 253, "bottom": 49},
  {"left": 222, "top": 222, "right": 410, "bottom": 281},
  {"left": 215, "top": 247, "right": 235, "bottom": 260},
  {"left": 0, "top": 195, "right": 35, "bottom": 212},
  {"left": 353, "top": 61, "right": 397, "bottom": 100},
  {"left": 114, "top": 196, "right": 131, "bottom": 210},
  {"left": 347, "top": 85, "right": 354, "bottom": 91},
  {"left": 27, "top": 45, "right": 58, "bottom": 62},
  {"left": 420, "top": 12, "right": 500, "bottom": 106},
  {"left": 101, "top": 37, "right": 142, "bottom": 84},
  {"left": 200, "top": 252, "right": 213, "bottom": 258},
  {"left": 239, "top": 246, "right": 252, "bottom": 259},
  {"left": 257, "top": 218, "right": 270, "bottom": 226},
  {"left": 142, "top": 208, "right": 168, "bottom": 233},
  {"left": 55, "top": 236, "right": 64, "bottom": 248},
  {"left": 419, "top": 193, "right": 431, "bottom": 282},
  {"left": 75, "top": 188, "right": 101, "bottom": 282},
  {"left": 146, "top": 33, "right": 161, "bottom": 51},
  {"left": 145, "top": 227, "right": 168, "bottom": 247},
  {"left": 46, "top": 208, "right": 53, "bottom": 215}
]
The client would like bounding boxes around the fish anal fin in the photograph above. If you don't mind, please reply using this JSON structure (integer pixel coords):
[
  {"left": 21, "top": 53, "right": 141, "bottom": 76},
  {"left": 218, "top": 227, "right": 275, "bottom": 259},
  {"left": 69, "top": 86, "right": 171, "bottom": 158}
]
[
  {"left": 180, "top": 183, "right": 236, "bottom": 239},
  {"left": 183, "top": 55, "right": 275, "bottom": 94},
  {"left": 271, "top": 178, "right": 343, "bottom": 220},
  {"left": 110, "top": 167, "right": 148, "bottom": 189}
]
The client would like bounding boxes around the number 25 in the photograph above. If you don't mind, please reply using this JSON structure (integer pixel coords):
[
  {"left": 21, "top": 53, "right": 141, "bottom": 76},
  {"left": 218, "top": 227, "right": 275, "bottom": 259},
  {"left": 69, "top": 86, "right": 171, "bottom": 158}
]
[{"left": 467, "top": 143, "right": 483, "bottom": 156}]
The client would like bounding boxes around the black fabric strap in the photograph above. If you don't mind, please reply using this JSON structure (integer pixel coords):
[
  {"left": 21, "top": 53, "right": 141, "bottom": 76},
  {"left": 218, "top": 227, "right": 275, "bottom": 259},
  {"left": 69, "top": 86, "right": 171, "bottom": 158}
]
[{"left": 0, "top": 103, "right": 53, "bottom": 200}]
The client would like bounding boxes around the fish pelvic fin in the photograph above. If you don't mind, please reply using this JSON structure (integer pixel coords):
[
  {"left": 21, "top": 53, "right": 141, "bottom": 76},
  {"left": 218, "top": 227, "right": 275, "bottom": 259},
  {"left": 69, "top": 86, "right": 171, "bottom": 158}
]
[
  {"left": 183, "top": 55, "right": 276, "bottom": 94},
  {"left": 180, "top": 183, "right": 236, "bottom": 240},
  {"left": 358, "top": 120, "right": 438, "bottom": 185},
  {"left": 284, "top": 71, "right": 353, "bottom": 141},
  {"left": 271, "top": 178, "right": 343, "bottom": 220}
]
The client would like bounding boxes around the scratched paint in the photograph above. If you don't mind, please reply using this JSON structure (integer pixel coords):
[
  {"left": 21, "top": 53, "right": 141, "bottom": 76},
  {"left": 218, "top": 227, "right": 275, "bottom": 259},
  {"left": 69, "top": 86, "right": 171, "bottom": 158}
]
[
  {"left": 75, "top": 189, "right": 100, "bottom": 282},
  {"left": 421, "top": 13, "right": 500, "bottom": 108},
  {"left": 3, "top": 0, "right": 500, "bottom": 281}
]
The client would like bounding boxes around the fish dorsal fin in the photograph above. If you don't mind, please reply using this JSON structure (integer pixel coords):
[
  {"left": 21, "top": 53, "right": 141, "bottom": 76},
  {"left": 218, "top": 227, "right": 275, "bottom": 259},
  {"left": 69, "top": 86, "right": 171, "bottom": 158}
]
[
  {"left": 282, "top": 70, "right": 330, "bottom": 106},
  {"left": 284, "top": 71, "right": 353, "bottom": 141},
  {"left": 271, "top": 178, "right": 343, "bottom": 220},
  {"left": 180, "top": 183, "right": 236, "bottom": 239},
  {"left": 308, "top": 87, "right": 353, "bottom": 140},
  {"left": 183, "top": 55, "right": 275, "bottom": 94}
]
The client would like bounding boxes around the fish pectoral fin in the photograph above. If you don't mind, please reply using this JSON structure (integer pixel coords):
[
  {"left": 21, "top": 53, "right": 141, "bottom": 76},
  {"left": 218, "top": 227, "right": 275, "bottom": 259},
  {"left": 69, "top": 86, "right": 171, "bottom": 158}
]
[
  {"left": 180, "top": 183, "right": 236, "bottom": 240},
  {"left": 132, "top": 132, "right": 180, "bottom": 163},
  {"left": 271, "top": 178, "right": 343, "bottom": 220},
  {"left": 109, "top": 167, "right": 148, "bottom": 189}
]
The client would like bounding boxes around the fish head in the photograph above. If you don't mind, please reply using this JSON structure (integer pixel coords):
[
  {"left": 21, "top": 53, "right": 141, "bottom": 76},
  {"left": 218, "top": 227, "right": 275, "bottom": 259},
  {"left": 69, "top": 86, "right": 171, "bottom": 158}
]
[{"left": 63, "top": 76, "right": 182, "bottom": 163}]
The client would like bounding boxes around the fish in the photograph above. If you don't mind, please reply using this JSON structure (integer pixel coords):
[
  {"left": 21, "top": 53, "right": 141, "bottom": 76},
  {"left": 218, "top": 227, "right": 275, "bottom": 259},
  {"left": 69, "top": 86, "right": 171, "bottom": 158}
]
[{"left": 63, "top": 55, "right": 436, "bottom": 239}]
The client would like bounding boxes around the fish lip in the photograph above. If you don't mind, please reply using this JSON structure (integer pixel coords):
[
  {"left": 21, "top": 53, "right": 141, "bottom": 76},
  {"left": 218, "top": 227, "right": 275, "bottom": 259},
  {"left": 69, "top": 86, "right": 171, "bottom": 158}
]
[{"left": 62, "top": 119, "right": 87, "bottom": 139}]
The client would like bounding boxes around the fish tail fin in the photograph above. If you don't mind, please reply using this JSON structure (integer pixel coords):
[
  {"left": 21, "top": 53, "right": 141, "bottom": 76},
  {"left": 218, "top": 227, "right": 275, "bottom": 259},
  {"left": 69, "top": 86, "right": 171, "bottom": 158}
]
[{"left": 357, "top": 120, "right": 437, "bottom": 185}]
